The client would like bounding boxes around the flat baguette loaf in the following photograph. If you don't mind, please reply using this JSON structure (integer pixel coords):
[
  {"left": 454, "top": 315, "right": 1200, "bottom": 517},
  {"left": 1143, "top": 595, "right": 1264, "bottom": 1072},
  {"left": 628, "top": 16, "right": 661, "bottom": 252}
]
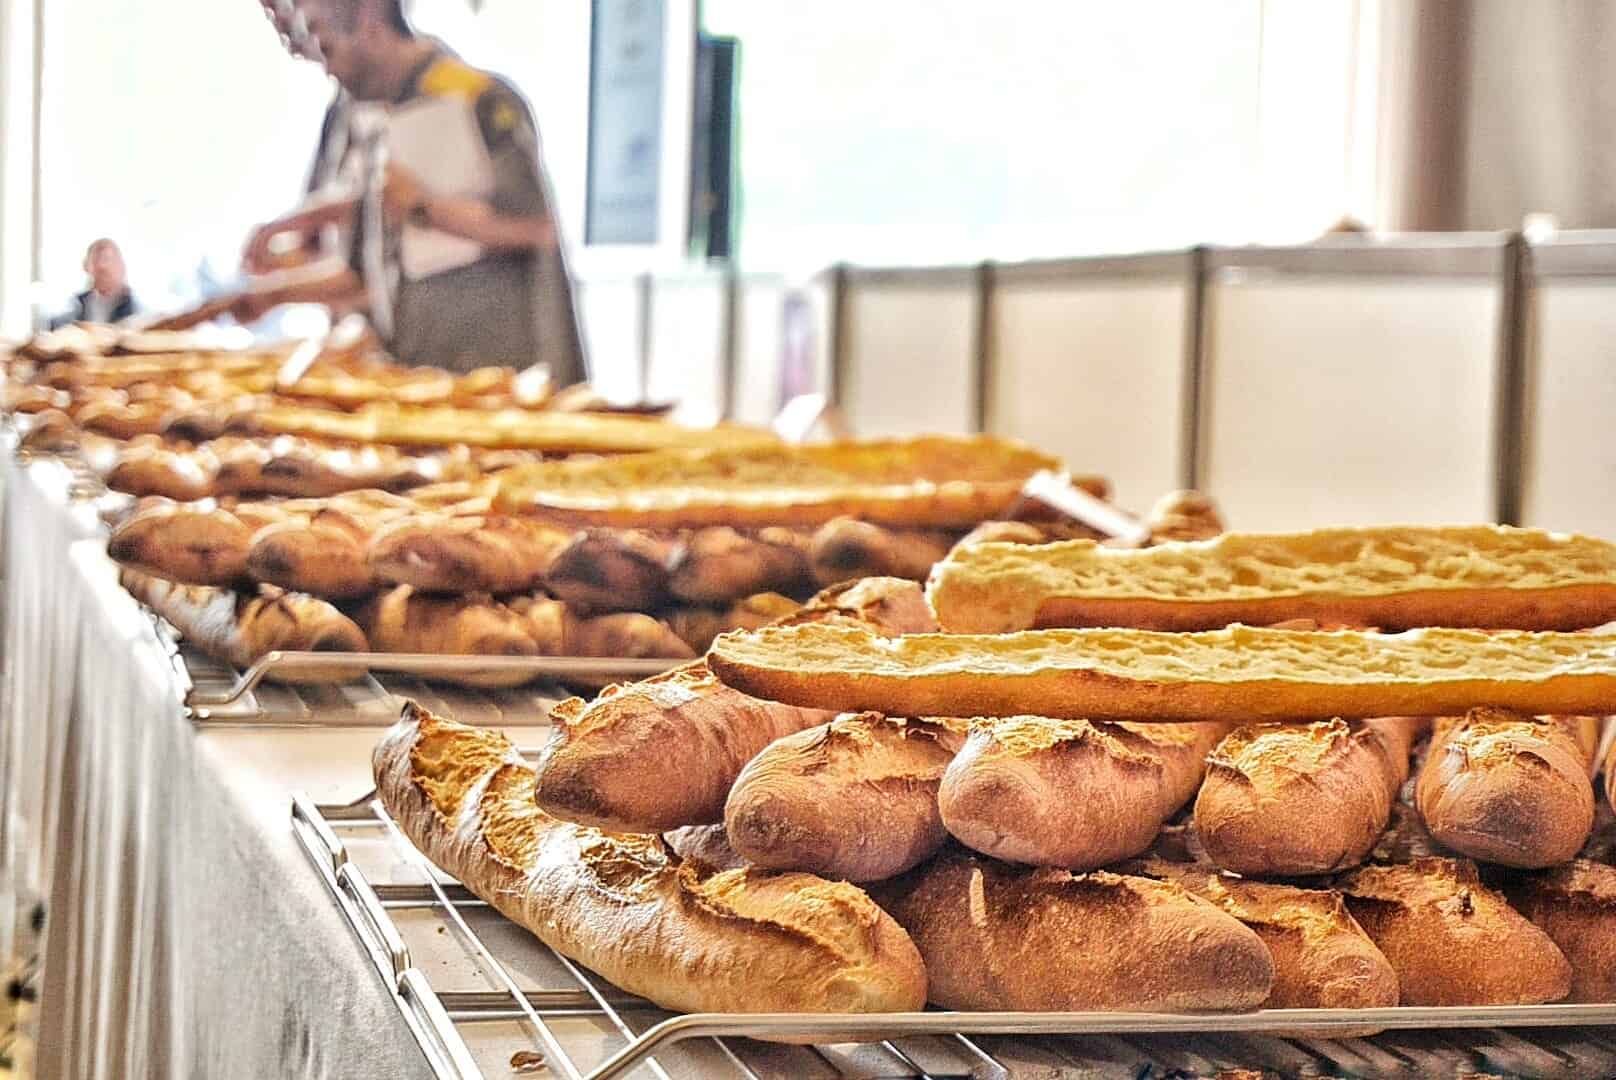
[
  {"left": 725, "top": 714, "right": 966, "bottom": 882},
  {"left": 1507, "top": 859, "right": 1616, "bottom": 1003},
  {"left": 928, "top": 525, "right": 1616, "bottom": 634},
  {"left": 1415, "top": 709, "right": 1597, "bottom": 869},
  {"left": 1134, "top": 858, "right": 1398, "bottom": 1013},
  {"left": 869, "top": 849, "right": 1273, "bottom": 1012},
  {"left": 119, "top": 569, "right": 367, "bottom": 683},
  {"left": 1196, "top": 718, "right": 1422, "bottom": 876},
  {"left": 493, "top": 436, "right": 1089, "bottom": 528},
  {"left": 707, "top": 623, "right": 1616, "bottom": 722},
  {"left": 1336, "top": 857, "right": 1570, "bottom": 1006},
  {"left": 375, "top": 705, "right": 927, "bottom": 1015},
  {"left": 939, "top": 717, "right": 1229, "bottom": 870}
]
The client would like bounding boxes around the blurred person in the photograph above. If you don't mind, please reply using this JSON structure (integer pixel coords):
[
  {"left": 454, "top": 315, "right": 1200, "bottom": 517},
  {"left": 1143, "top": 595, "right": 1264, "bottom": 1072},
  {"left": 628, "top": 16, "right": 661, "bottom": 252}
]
[
  {"left": 50, "top": 239, "right": 138, "bottom": 328},
  {"left": 228, "top": 0, "right": 586, "bottom": 383}
]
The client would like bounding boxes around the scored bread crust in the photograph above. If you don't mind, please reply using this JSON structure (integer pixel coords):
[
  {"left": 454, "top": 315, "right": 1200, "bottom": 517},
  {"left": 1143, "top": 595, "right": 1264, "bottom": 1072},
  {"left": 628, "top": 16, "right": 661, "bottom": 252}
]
[
  {"left": 1415, "top": 709, "right": 1597, "bottom": 869},
  {"left": 108, "top": 500, "right": 293, "bottom": 586},
  {"left": 374, "top": 705, "right": 927, "bottom": 1015},
  {"left": 1195, "top": 718, "right": 1421, "bottom": 876},
  {"left": 367, "top": 515, "right": 573, "bottom": 596},
  {"left": 807, "top": 518, "right": 956, "bottom": 588},
  {"left": 939, "top": 718, "right": 1229, "bottom": 870},
  {"left": 356, "top": 585, "right": 540, "bottom": 688},
  {"left": 543, "top": 529, "right": 678, "bottom": 614},
  {"left": 927, "top": 526, "right": 1616, "bottom": 633},
  {"left": 663, "top": 824, "right": 751, "bottom": 873},
  {"left": 1506, "top": 859, "right": 1616, "bottom": 1004},
  {"left": 105, "top": 444, "right": 220, "bottom": 501},
  {"left": 868, "top": 850, "right": 1273, "bottom": 1012},
  {"left": 706, "top": 623, "right": 1616, "bottom": 722},
  {"left": 667, "top": 527, "right": 813, "bottom": 606},
  {"left": 1134, "top": 858, "right": 1398, "bottom": 1014},
  {"left": 492, "top": 436, "right": 1089, "bottom": 529},
  {"left": 724, "top": 714, "right": 966, "bottom": 882},
  {"left": 1336, "top": 857, "right": 1571, "bottom": 1006},
  {"left": 247, "top": 508, "right": 379, "bottom": 598}
]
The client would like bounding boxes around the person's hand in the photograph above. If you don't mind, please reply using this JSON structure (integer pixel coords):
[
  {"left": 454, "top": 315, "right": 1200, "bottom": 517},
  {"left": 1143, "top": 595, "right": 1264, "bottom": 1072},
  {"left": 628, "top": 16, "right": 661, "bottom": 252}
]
[
  {"left": 243, "top": 220, "right": 318, "bottom": 275},
  {"left": 227, "top": 290, "right": 280, "bottom": 326},
  {"left": 382, "top": 163, "right": 429, "bottom": 225}
]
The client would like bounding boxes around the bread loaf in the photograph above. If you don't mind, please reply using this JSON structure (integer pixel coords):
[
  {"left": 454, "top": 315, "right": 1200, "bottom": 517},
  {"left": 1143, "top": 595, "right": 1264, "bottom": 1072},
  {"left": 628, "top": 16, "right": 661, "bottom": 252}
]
[
  {"left": 368, "top": 515, "right": 572, "bottom": 596},
  {"left": 667, "top": 526, "right": 813, "bottom": 605},
  {"left": 1606, "top": 729, "right": 1616, "bottom": 814},
  {"left": 927, "top": 525, "right": 1616, "bottom": 634},
  {"left": 109, "top": 499, "right": 293, "bottom": 586},
  {"left": 662, "top": 824, "right": 750, "bottom": 872},
  {"left": 543, "top": 528, "right": 677, "bottom": 613},
  {"left": 1134, "top": 858, "right": 1398, "bottom": 1013},
  {"left": 357, "top": 585, "right": 540, "bottom": 688},
  {"left": 119, "top": 569, "right": 367, "bottom": 683},
  {"left": 532, "top": 578, "right": 932, "bottom": 834},
  {"left": 939, "top": 717, "right": 1228, "bottom": 870},
  {"left": 1415, "top": 709, "right": 1597, "bottom": 869},
  {"left": 375, "top": 705, "right": 926, "bottom": 1015},
  {"left": 1195, "top": 717, "right": 1422, "bottom": 876},
  {"left": 1336, "top": 857, "right": 1570, "bottom": 1005},
  {"left": 246, "top": 507, "right": 378, "bottom": 598},
  {"left": 784, "top": 576, "right": 940, "bottom": 635},
  {"left": 105, "top": 444, "right": 219, "bottom": 501},
  {"left": 725, "top": 714, "right": 966, "bottom": 882},
  {"left": 1507, "top": 859, "right": 1616, "bottom": 1003},
  {"left": 707, "top": 623, "right": 1616, "bottom": 722},
  {"left": 868, "top": 850, "right": 1273, "bottom": 1012},
  {"left": 665, "top": 593, "right": 799, "bottom": 654},
  {"left": 808, "top": 518, "right": 955, "bottom": 587},
  {"left": 514, "top": 596, "right": 693, "bottom": 691},
  {"left": 1144, "top": 490, "right": 1226, "bottom": 544}
]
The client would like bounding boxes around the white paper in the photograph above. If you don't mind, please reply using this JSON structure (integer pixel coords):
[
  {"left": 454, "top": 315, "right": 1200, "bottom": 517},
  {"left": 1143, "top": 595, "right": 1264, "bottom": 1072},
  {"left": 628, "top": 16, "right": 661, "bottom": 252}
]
[{"left": 385, "top": 95, "right": 497, "bottom": 281}]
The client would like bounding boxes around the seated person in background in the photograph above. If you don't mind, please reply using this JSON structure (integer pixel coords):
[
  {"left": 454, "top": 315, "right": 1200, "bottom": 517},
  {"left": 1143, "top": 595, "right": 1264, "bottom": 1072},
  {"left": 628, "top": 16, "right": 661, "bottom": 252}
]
[{"left": 51, "top": 238, "right": 138, "bottom": 327}]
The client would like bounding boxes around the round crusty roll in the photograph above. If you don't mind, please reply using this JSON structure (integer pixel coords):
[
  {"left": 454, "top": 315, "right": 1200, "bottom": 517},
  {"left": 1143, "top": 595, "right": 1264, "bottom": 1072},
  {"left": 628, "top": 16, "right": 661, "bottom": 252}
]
[
  {"left": 725, "top": 713, "right": 965, "bottom": 882},
  {"left": 940, "top": 717, "right": 1227, "bottom": 871},
  {"left": 869, "top": 849, "right": 1273, "bottom": 1012},
  {"left": 376, "top": 704, "right": 927, "bottom": 1016},
  {"left": 1416, "top": 709, "right": 1598, "bottom": 870}
]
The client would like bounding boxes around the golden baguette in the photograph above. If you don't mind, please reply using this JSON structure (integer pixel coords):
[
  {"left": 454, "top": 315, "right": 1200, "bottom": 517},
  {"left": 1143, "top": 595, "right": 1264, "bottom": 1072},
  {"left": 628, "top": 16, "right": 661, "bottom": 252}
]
[
  {"left": 493, "top": 436, "right": 1087, "bottom": 528},
  {"left": 707, "top": 623, "right": 1616, "bottom": 722},
  {"left": 1506, "top": 860, "right": 1616, "bottom": 1003},
  {"left": 927, "top": 525, "right": 1616, "bottom": 633},
  {"left": 374, "top": 705, "right": 927, "bottom": 1015}
]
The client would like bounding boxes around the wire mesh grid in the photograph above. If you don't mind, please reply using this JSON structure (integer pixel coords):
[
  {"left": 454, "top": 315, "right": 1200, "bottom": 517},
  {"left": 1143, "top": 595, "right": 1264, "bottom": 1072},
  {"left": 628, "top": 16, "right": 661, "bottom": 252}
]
[{"left": 292, "top": 794, "right": 1616, "bottom": 1080}]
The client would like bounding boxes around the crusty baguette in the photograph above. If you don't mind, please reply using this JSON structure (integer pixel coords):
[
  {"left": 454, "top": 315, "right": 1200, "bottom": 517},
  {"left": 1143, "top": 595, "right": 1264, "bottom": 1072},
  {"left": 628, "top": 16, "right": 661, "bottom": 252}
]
[
  {"left": 1134, "top": 858, "right": 1398, "bottom": 1013},
  {"left": 665, "top": 593, "right": 800, "bottom": 654},
  {"left": 1607, "top": 729, "right": 1616, "bottom": 813},
  {"left": 532, "top": 577, "right": 932, "bottom": 834},
  {"left": 246, "top": 508, "right": 378, "bottom": 598},
  {"left": 1336, "top": 857, "right": 1570, "bottom": 1005},
  {"left": 667, "top": 526, "right": 813, "bottom": 605},
  {"left": 356, "top": 585, "right": 540, "bottom": 688},
  {"left": 1506, "top": 859, "right": 1616, "bottom": 1003},
  {"left": 706, "top": 623, "right": 1616, "bottom": 722},
  {"left": 493, "top": 435, "right": 1088, "bottom": 528},
  {"left": 543, "top": 528, "right": 677, "bottom": 613},
  {"left": 105, "top": 444, "right": 220, "bottom": 501},
  {"left": 17, "top": 409, "right": 81, "bottom": 453},
  {"left": 514, "top": 596, "right": 693, "bottom": 692},
  {"left": 119, "top": 569, "right": 367, "bottom": 683},
  {"left": 367, "top": 514, "right": 573, "bottom": 596},
  {"left": 784, "top": 576, "right": 940, "bottom": 635},
  {"left": 1415, "top": 709, "right": 1597, "bottom": 869},
  {"left": 927, "top": 525, "right": 1616, "bottom": 634},
  {"left": 108, "top": 500, "right": 294, "bottom": 586},
  {"left": 868, "top": 849, "right": 1273, "bottom": 1012},
  {"left": 725, "top": 714, "right": 966, "bottom": 882},
  {"left": 807, "top": 517, "right": 956, "bottom": 588},
  {"left": 1195, "top": 717, "right": 1423, "bottom": 876},
  {"left": 662, "top": 824, "right": 750, "bottom": 872},
  {"left": 375, "top": 705, "right": 926, "bottom": 1015},
  {"left": 939, "top": 717, "right": 1228, "bottom": 871}
]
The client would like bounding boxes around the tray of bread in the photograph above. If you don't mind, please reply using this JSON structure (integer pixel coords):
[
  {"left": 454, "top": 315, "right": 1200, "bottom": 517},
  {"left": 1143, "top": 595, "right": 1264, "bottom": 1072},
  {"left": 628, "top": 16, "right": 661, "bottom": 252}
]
[{"left": 314, "top": 517, "right": 1616, "bottom": 1079}]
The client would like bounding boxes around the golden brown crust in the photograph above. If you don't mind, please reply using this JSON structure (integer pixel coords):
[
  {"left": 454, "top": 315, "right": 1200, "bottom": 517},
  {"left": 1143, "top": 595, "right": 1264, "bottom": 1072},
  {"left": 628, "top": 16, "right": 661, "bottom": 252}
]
[
  {"left": 246, "top": 508, "right": 379, "bottom": 598},
  {"left": 706, "top": 623, "right": 1616, "bottom": 722},
  {"left": 939, "top": 718, "right": 1228, "bottom": 870},
  {"left": 807, "top": 518, "right": 956, "bottom": 588},
  {"left": 662, "top": 824, "right": 750, "bottom": 872},
  {"left": 667, "top": 527, "right": 813, "bottom": 605},
  {"left": 724, "top": 714, "right": 965, "bottom": 882},
  {"left": 1336, "top": 857, "right": 1571, "bottom": 1005},
  {"left": 108, "top": 500, "right": 294, "bottom": 586},
  {"left": 105, "top": 444, "right": 220, "bottom": 501},
  {"left": 1506, "top": 859, "right": 1616, "bottom": 1003},
  {"left": 375, "top": 705, "right": 926, "bottom": 1014},
  {"left": 868, "top": 850, "right": 1273, "bottom": 1012},
  {"left": 357, "top": 586, "right": 541, "bottom": 688},
  {"left": 664, "top": 593, "right": 800, "bottom": 655},
  {"left": 542, "top": 528, "right": 677, "bottom": 613},
  {"left": 367, "top": 515, "right": 572, "bottom": 596},
  {"left": 1195, "top": 718, "right": 1421, "bottom": 876},
  {"left": 1415, "top": 709, "right": 1596, "bottom": 869},
  {"left": 928, "top": 526, "right": 1616, "bottom": 634},
  {"left": 1606, "top": 734, "right": 1616, "bottom": 815},
  {"left": 788, "top": 576, "right": 940, "bottom": 635}
]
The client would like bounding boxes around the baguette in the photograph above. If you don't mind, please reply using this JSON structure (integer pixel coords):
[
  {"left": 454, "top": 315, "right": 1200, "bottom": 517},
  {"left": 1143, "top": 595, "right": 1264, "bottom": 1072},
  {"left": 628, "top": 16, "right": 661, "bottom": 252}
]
[
  {"left": 1336, "top": 857, "right": 1571, "bottom": 1005},
  {"left": 105, "top": 444, "right": 219, "bottom": 501},
  {"left": 927, "top": 525, "right": 1616, "bottom": 634},
  {"left": 356, "top": 585, "right": 540, "bottom": 688},
  {"left": 808, "top": 517, "right": 955, "bottom": 587},
  {"left": 119, "top": 569, "right": 367, "bottom": 683},
  {"left": 108, "top": 499, "right": 294, "bottom": 586},
  {"left": 1195, "top": 717, "right": 1423, "bottom": 876},
  {"left": 1415, "top": 709, "right": 1597, "bottom": 869},
  {"left": 786, "top": 576, "right": 940, "bottom": 635},
  {"left": 17, "top": 409, "right": 81, "bottom": 453},
  {"left": 367, "top": 515, "right": 573, "bottom": 596},
  {"left": 1607, "top": 730, "right": 1616, "bottom": 813},
  {"left": 375, "top": 705, "right": 927, "bottom": 1015},
  {"left": 662, "top": 824, "right": 750, "bottom": 872},
  {"left": 706, "top": 623, "right": 1616, "bottom": 722},
  {"left": 1507, "top": 859, "right": 1616, "bottom": 1003},
  {"left": 666, "top": 526, "right": 813, "bottom": 605},
  {"left": 868, "top": 850, "right": 1273, "bottom": 1012},
  {"left": 532, "top": 578, "right": 932, "bottom": 833},
  {"left": 493, "top": 436, "right": 1087, "bottom": 528},
  {"left": 542, "top": 528, "right": 677, "bottom": 613},
  {"left": 245, "top": 508, "right": 381, "bottom": 598},
  {"left": 939, "top": 718, "right": 1229, "bottom": 870},
  {"left": 664, "top": 593, "right": 800, "bottom": 655},
  {"left": 724, "top": 714, "right": 966, "bottom": 882},
  {"left": 1133, "top": 858, "right": 1398, "bottom": 1013}
]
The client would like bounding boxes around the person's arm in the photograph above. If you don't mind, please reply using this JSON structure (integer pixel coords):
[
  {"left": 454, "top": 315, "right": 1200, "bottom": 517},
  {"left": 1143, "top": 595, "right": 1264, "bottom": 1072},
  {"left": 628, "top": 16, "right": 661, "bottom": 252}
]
[
  {"left": 242, "top": 195, "right": 360, "bottom": 274},
  {"left": 227, "top": 259, "right": 367, "bottom": 325},
  {"left": 384, "top": 164, "right": 556, "bottom": 252}
]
